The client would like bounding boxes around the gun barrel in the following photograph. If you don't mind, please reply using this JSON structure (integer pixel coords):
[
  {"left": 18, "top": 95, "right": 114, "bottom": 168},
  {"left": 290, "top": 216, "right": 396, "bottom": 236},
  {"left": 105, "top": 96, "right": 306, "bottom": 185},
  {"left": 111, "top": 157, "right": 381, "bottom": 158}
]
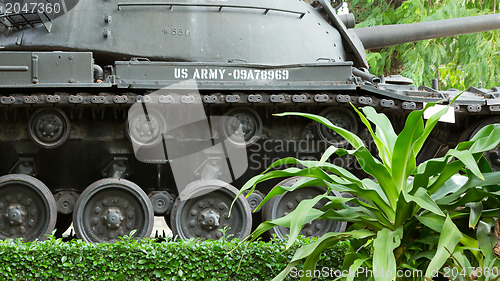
[{"left": 354, "top": 14, "right": 500, "bottom": 49}]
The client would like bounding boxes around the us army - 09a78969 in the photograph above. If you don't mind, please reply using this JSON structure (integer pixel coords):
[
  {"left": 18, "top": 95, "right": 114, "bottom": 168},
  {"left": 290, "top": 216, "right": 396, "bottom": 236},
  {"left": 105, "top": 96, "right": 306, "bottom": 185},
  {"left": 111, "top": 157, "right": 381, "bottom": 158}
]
[{"left": 174, "top": 67, "right": 290, "bottom": 80}]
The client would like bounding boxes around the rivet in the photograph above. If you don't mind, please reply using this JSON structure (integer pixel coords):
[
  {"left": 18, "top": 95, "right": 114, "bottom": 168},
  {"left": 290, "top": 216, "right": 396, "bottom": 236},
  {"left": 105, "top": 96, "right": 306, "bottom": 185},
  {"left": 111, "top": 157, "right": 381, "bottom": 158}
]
[
  {"left": 20, "top": 227, "right": 26, "bottom": 234},
  {"left": 5, "top": 195, "right": 11, "bottom": 202},
  {"left": 195, "top": 230, "right": 201, "bottom": 237},
  {"left": 218, "top": 203, "right": 225, "bottom": 210},
  {"left": 127, "top": 212, "right": 134, "bottom": 219},
  {"left": 189, "top": 220, "right": 196, "bottom": 227},
  {"left": 122, "top": 203, "right": 129, "bottom": 209},
  {"left": 287, "top": 202, "right": 294, "bottom": 209},
  {"left": 306, "top": 230, "right": 313, "bottom": 236},
  {"left": 98, "top": 228, "right": 104, "bottom": 234},
  {"left": 102, "top": 200, "right": 108, "bottom": 206},
  {"left": 28, "top": 220, "right": 34, "bottom": 227},
  {"left": 26, "top": 199, "right": 32, "bottom": 206},
  {"left": 108, "top": 233, "right": 114, "bottom": 239},
  {"left": 197, "top": 202, "right": 204, "bottom": 208},
  {"left": 190, "top": 209, "right": 197, "bottom": 216},
  {"left": 208, "top": 199, "right": 214, "bottom": 206},
  {"left": 93, "top": 218, "right": 99, "bottom": 225},
  {"left": 315, "top": 223, "right": 322, "bottom": 230},
  {"left": 126, "top": 223, "right": 133, "bottom": 230}
]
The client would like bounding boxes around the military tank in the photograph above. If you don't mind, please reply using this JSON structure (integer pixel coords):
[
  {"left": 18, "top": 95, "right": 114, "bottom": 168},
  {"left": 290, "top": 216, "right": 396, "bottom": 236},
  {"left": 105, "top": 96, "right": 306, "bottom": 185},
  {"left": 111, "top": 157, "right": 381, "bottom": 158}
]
[{"left": 0, "top": 0, "right": 499, "bottom": 243}]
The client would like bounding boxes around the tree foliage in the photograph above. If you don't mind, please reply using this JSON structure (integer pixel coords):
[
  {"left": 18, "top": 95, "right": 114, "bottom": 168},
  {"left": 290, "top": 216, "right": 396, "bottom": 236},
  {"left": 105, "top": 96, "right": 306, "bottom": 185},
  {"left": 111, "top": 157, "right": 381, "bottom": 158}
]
[{"left": 351, "top": 0, "right": 500, "bottom": 90}]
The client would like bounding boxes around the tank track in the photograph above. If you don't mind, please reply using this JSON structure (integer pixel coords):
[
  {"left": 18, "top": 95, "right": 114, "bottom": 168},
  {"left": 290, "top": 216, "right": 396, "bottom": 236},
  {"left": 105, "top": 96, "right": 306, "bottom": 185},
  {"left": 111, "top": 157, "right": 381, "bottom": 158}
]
[{"left": 0, "top": 90, "right": 496, "bottom": 114}]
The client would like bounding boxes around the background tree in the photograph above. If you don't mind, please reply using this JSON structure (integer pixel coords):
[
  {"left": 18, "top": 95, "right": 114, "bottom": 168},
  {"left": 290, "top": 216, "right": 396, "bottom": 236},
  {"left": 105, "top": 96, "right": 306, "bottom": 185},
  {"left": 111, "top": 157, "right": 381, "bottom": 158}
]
[{"left": 350, "top": 0, "right": 500, "bottom": 90}]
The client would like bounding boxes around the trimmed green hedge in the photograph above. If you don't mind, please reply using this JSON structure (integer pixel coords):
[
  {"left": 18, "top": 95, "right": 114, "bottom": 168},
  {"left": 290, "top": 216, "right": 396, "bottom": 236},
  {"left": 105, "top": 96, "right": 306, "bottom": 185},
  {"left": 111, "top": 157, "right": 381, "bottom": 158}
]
[{"left": 0, "top": 236, "right": 347, "bottom": 280}]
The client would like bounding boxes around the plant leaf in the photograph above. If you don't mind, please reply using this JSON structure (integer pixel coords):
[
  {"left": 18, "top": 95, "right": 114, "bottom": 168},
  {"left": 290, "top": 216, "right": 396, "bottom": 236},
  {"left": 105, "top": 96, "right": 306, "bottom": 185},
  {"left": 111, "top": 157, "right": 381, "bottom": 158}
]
[
  {"left": 446, "top": 149, "right": 484, "bottom": 180},
  {"left": 403, "top": 188, "right": 444, "bottom": 217},
  {"left": 273, "top": 112, "right": 365, "bottom": 148},
  {"left": 465, "top": 202, "right": 483, "bottom": 229},
  {"left": 425, "top": 215, "right": 463, "bottom": 278},
  {"left": 372, "top": 227, "right": 403, "bottom": 281}
]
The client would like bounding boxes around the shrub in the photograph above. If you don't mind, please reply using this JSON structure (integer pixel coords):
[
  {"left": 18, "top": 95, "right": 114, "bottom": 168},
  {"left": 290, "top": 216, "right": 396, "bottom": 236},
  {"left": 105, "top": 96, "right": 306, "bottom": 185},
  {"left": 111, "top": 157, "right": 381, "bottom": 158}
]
[{"left": 0, "top": 236, "right": 346, "bottom": 280}]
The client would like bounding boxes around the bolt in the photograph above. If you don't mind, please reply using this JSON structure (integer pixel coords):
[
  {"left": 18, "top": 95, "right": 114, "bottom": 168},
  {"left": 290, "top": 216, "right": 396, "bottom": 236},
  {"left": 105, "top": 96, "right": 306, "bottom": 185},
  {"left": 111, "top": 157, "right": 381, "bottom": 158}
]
[
  {"left": 28, "top": 220, "right": 34, "bottom": 227},
  {"left": 20, "top": 227, "right": 26, "bottom": 234},
  {"left": 5, "top": 195, "right": 11, "bottom": 202},
  {"left": 189, "top": 220, "right": 196, "bottom": 227},
  {"left": 126, "top": 223, "right": 133, "bottom": 230},
  {"left": 113, "top": 198, "right": 119, "bottom": 204},
  {"left": 122, "top": 203, "right": 129, "bottom": 209},
  {"left": 102, "top": 199, "right": 108, "bottom": 206},
  {"left": 306, "top": 230, "right": 313, "bottom": 236},
  {"left": 93, "top": 218, "right": 99, "bottom": 225},
  {"left": 62, "top": 201, "right": 70, "bottom": 208},
  {"left": 287, "top": 202, "right": 294, "bottom": 209},
  {"left": 98, "top": 228, "right": 104, "bottom": 234},
  {"left": 190, "top": 209, "right": 197, "bottom": 216},
  {"left": 26, "top": 199, "right": 32, "bottom": 206},
  {"left": 157, "top": 200, "right": 165, "bottom": 208},
  {"left": 127, "top": 212, "right": 134, "bottom": 219},
  {"left": 315, "top": 224, "right": 322, "bottom": 230},
  {"left": 94, "top": 207, "right": 102, "bottom": 214},
  {"left": 208, "top": 199, "right": 214, "bottom": 206},
  {"left": 197, "top": 202, "right": 204, "bottom": 208},
  {"left": 218, "top": 203, "right": 225, "bottom": 210},
  {"left": 195, "top": 230, "right": 201, "bottom": 237}
]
